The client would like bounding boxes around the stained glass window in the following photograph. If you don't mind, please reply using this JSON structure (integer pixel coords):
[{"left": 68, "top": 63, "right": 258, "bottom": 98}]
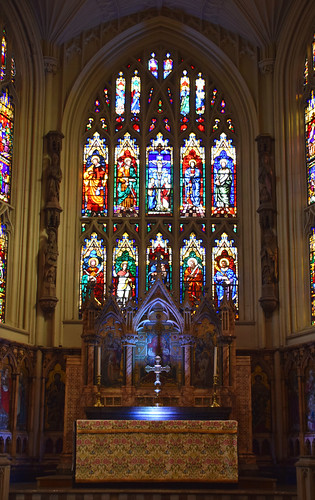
[
  {"left": 163, "top": 53, "right": 173, "bottom": 79},
  {"left": 131, "top": 70, "right": 141, "bottom": 115},
  {"left": 310, "top": 228, "right": 315, "bottom": 324},
  {"left": 0, "top": 88, "right": 14, "bottom": 203},
  {"left": 306, "top": 91, "right": 315, "bottom": 205},
  {"left": 180, "top": 70, "right": 190, "bottom": 116},
  {"left": 1, "top": 30, "right": 6, "bottom": 81},
  {"left": 212, "top": 232, "right": 238, "bottom": 312},
  {"left": 180, "top": 133, "right": 205, "bottom": 217},
  {"left": 81, "top": 48, "right": 238, "bottom": 314},
  {"left": 180, "top": 233, "right": 205, "bottom": 305},
  {"left": 148, "top": 53, "right": 158, "bottom": 78},
  {"left": 195, "top": 73, "right": 205, "bottom": 115},
  {"left": 79, "top": 231, "right": 106, "bottom": 312},
  {"left": 211, "top": 132, "right": 236, "bottom": 217},
  {"left": 146, "top": 233, "right": 172, "bottom": 290},
  {"left": 114, "top": 133, "right": 139, "bottom": 216},
  {"left": 146, "top": 133, "right": 173, "bottom": 215},
  {"left": 82, "top": 132, "right": 108, "bottom": 217},
  {"left": 0, "top": 220, "right": 8, "bottom": 322},
  {"left": 113, "top": 233, "right": 138, "bottom": 306},
  {"left": 115, "top": 72, "right": 125, "bottom": 115}
]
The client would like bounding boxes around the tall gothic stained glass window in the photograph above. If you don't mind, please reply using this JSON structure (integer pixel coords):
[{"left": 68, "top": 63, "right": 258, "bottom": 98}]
[
  {"left": 0, "top": 25, "right": 15, "bottom": 323},
  {"left": 0, "top": 220, "right": 8, "bottom": 322},
  {"left": 80, "top": 48, "right": 238, "bottom": 313},
  {"left": 305, "top": 33, "right": 315, "bottom": 324}
]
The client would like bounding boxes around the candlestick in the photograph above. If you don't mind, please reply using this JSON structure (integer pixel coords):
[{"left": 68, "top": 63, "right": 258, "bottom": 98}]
[
  {"left": 213, "top": 345, "right": 217, "bottom": 376},
  {"left": 97, "top": 345, "right": 101, "bottom": 377}
]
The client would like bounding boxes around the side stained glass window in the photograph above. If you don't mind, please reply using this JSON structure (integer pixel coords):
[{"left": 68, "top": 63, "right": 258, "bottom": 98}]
[
  {"left": 212, "top": 232, "right": 238, "bottom": 312},
  {"left": 180, "top": 233, "right": 205, "bottom": 306},
  {"left": 79, "top": 232, "right": 106, "bottom": 313},
  {"left": 113, "top": 233, "right": 138, "bottom": 306},
  {"left": 0, "top": 219, "right": 8, "bottom": 322},
  {"left": 80, "top": 48, "right": 239, "bottom": 314},
  {"left": 146, "top": 233, "right": 172, "bottom": 290},
  {"left": 82, "top": 132, "right": 108, "bottom": 216},
  {"left": 310, "top": 228, "right": 315, "bottom": 324},
  {"left": 306, "top": 91, "right": 315, "bottom": 205},
  {"left": 0, "top": 88, "right": 14, "bottom": 203},
  {"left": 1, "top": 30, "right": 6, "bottom": 81}
]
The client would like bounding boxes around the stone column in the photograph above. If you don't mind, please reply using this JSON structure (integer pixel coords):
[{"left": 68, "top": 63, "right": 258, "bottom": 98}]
[
  {"left": 296, "top": 457, "right": 315, "bottom": 500},
  {"left": 256, "top": 134, "right": 279, "bottom": 317},
  {"left": 121, "top": 333, "right": 138, "bottom": 406},
  {"left": 0, "top": 455, "right": 10, "bottom": 500},
  {"left": 39, "top": 130, "right": 64, "bottom": 320}
]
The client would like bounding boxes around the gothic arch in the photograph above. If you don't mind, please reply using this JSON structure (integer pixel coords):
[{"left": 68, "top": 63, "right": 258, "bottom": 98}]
[{"left": 60, "top": 17, "right": 259, "bottom": 332}]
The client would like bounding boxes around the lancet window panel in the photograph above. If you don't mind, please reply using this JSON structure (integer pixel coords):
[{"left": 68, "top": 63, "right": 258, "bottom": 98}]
[
  {"left": 305, "top": 32, "right": 315, "bottom": 325},
  {"left": 80, "top": 48, "right": 239, "bottom": 314},
  {"left": 0, "top": 24, "right": 16, "bottom": 324}
]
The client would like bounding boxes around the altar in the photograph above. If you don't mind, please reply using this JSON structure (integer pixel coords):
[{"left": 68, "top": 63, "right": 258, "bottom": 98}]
[{"left": 74, "top": 418, "right": 238, "bottom": 484}]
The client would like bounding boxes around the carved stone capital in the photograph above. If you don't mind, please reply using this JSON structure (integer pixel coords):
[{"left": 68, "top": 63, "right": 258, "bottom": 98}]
[
  {"left": 44, "top": 56, "right": 58, "bottom": 75},
  {"left": 39, "top": 296, "right": 58, "bottom": 315},
  {"left": 121, "top": 333, "right": 138, "bottom": 346},
  {"left": 258, "top": 58, "right": 275, "bottom": 75}
]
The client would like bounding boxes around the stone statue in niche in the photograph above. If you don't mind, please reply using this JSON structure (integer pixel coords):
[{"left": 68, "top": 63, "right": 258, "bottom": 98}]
[{"left": 261, "top": 229, "right": 278, "bottom": 285}]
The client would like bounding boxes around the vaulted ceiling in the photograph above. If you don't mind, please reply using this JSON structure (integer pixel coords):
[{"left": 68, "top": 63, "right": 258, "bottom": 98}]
[{"left": 25, "top": 0, "right": 296, "bottom": 47}]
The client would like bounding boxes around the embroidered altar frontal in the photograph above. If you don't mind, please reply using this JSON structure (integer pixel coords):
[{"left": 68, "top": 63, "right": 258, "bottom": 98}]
[{"left": 74, "top": 419, "right": 238, "bottom": 483}]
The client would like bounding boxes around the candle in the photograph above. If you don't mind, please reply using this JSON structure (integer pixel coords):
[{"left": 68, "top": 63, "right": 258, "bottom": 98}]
[
  {"left": 97, "top": 345, "right": 101, "bottom": 377},
  {"left": 213, "top": 346, "right": 217, "bottom": 377}
]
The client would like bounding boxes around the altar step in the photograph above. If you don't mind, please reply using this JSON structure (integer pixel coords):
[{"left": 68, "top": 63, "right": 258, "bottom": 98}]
[{"left": 9, "top": 483, "right": 297, "bottom": 500}]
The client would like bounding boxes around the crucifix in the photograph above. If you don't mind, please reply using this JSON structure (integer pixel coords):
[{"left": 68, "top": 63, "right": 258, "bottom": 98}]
[{"left": 145, "top": 314, "right": 170, "bottom": 406}]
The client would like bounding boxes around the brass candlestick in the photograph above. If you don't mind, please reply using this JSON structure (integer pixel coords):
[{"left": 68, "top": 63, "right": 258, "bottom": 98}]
[
  {"left": 211, "top": 374, "right": 220, "bottom": 407},
  {"left": 94, "top": 374, "right": 104, "bottom": 407}
]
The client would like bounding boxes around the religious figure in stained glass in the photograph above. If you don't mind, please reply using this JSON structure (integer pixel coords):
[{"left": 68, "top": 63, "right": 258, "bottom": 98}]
[
  {"left": 180, "top": 133, "right": 205, "bottom": 217},
  {"left": 148, "top": 53, "right": 158, "bottom": 79},
  {"left": 212, "top": 233, "right": 238, "bottom": 310},
  {"left": 180, "top": 70, "right": 190, "bottom": 116},
  {"left": 195, "top": 73, "right": 205, "bottom": 115},
  {"left": 163, "top": 53, "right": 173, "bottom": 79},
  {"left": 113, "top": 233, "right": 138, "bottom": 306},
  {"left": 146, "top": 133, "right": 173, "bottom": 215},
  {"left": 211, "top": 133, "right": 236, "bottom": 217},
  {"left": 310, "top": 228, "right": 315, "bottom": 324},
  {"left": 146, "top": 233, "right": 172, "bottom": 290},
  {"left": 114, "top": 133, "right": 139, "bottom": 216},
  {"left": 79, "top": 232, "right": 106, "bottom": 311},
  {"left": 180, "top": 233, "right": 205, "bottom": 305},
  {"left": 82, "top": 133, "right": 108, "bottom": 216},
  {"left": 115, "top": 72, "right": 126, "bottom": 115},
  {"left": 131, "top": 70, "right": 141, "bottom": 114},
  {"left": 0, "top": 88, "right": 14, "bottom": 203}
]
